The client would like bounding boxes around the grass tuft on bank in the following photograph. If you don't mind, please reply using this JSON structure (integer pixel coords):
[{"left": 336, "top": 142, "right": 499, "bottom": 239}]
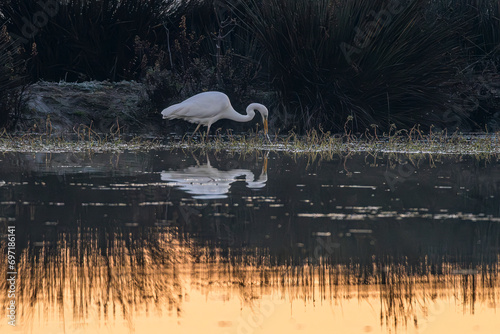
[{"left": 1, "top": 125, "right": 500, "bottom": 157}]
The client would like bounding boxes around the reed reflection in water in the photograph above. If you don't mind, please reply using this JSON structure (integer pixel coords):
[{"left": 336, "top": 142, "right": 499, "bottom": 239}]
[{"left": 1, "top": 228, "right": 499, "bottom": 334}]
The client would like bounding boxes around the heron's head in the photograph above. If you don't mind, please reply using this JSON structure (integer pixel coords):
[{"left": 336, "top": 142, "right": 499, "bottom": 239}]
[
  {"left": 248, "top": 103, "right": 268, "bottom": 136},
  {"left": 246, "top": 103, "right": 270, "bottom": 142}
]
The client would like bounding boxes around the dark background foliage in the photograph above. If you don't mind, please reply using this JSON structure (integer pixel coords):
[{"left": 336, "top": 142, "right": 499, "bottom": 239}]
[
  {"left": 0, "top": 23, "right": 25, "bottom": 127},
  {"left": 0, "top": 0, "right": 499, "bottom": 132}
]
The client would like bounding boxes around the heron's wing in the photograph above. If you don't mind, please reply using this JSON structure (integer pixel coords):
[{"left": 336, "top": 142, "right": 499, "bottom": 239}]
[
  {"left": 164, "top": 104, "right": 211, "bottom": 125},
  {"left": 161, "top": 92, "right": 232, "bottom": 125}
]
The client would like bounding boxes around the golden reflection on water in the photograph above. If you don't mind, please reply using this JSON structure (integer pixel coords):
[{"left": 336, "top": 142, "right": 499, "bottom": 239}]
[{"left": 1, "top": 228, "right": 499, "bottom": 334}]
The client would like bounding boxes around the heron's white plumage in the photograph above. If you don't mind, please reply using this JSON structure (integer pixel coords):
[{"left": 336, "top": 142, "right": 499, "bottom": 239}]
[{"left": 161, "top": 91, "right": 269, "bottom": 139}]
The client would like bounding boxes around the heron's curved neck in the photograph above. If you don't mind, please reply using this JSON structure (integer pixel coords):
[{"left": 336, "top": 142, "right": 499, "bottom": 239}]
[{"left": 226, "top": 106, "right": 256, "bottom": 123}]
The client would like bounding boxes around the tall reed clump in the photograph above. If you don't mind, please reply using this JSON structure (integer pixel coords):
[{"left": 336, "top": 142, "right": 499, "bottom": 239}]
[
  {"left": 1, "top": 0, "right": 199, "bottom": 81},
  {"left": 234, "top": 0, "right": 466, "bottom": 132},
  {"left": 0, "top": 24, "right": 25, "bottom": 127},
  {"left": 468, "top": 0, "right": 500, "bottom": 64},
  {"left": 430, "top": 0, "right": 499, "bottom": 64},
  {"left": 428, "top": 0, "right": 500, "bottom": 130}
]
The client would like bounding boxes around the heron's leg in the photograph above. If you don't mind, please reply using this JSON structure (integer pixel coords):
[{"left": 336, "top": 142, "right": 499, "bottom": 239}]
[
  {"left": 205, "top": 123, "right": 212, "bottom": 141},
  {"left": 191, "top": 123, "right": 202, "bottom": 138}
]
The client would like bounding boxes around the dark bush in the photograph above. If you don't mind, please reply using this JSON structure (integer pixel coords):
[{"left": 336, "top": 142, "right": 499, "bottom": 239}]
[
  {"left": 142, "top": 0, "right": 266, "bottom": 112},
  {"left": 1, "top": 0, "right": 499, "bottom": 133},
  {"left": 427, "top": 0, "right": 500, "bottom": 130},
  {"left": 2, "top": 0, "right": 199, "bottom": 81},
  {"left": 0, "top": 24, "right": 26, "bottom": 127},
  {"left": 429, "top": 0, "right": 499, "bottom": 64}
]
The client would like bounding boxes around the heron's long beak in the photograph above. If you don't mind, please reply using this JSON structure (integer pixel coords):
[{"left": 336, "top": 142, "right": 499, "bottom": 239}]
[{"left": 263, "top": 117, "right": 271, "bottom": 143}]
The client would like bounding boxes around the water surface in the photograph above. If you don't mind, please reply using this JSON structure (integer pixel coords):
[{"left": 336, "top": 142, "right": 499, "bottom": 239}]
[{"left": 1, "top": 150, "right": 499, "bottom": 333}]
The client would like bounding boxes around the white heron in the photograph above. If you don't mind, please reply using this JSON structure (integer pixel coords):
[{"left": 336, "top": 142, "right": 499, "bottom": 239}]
[{"left": 161, "top": 91, "right": 269, "bottom": 140}]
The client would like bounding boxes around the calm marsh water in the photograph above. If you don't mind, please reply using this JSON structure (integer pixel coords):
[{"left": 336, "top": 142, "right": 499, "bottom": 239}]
[{"left": 1, "top": 149, "right": 499, "bottom": 333}]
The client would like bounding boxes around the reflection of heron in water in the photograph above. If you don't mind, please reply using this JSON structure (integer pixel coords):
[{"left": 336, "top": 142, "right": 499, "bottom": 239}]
[{"left": 161, "top": 155, "right": 268, "bottom": 199}]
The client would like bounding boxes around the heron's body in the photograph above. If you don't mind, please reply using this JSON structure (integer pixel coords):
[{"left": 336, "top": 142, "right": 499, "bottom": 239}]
[{"left": 161, "top": 91, "right": 269, "bottom": 139}]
